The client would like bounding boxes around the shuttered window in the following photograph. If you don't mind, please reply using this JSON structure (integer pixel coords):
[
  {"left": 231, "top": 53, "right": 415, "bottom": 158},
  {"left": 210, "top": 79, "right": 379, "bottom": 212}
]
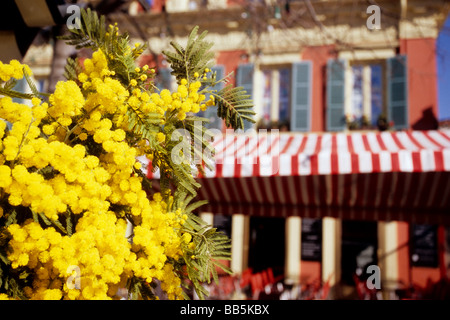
[
  {"left": 236, "top": 63, "right": 254, "bottom": 131},
  {"left": 290, "top": 61, "right": 312, "bottom": 132},
  {"left": 387, "top": 55, "right": 408, "bottom": 130},
  {"left": 327, "top": 59, "right": 347, "bottom": 131},
  {"left": 155, "top": 68, "right": 173, "bottom": 91}
]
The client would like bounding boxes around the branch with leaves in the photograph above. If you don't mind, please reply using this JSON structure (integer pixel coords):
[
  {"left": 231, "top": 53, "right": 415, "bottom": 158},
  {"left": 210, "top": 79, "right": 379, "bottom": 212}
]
[
  {"left": 0, "top": 8, "right": 256, "bottom": 300},
  {"left": 163, "top": 26, "right": 256, "bottom": 131}
]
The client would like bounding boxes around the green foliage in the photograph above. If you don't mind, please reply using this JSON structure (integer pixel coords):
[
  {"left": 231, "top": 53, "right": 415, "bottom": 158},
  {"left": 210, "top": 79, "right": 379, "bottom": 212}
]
[
  {"left": 29, "top": 7, "right": 243, "bottom": 300},
  {"left": 163, "top": 26, "right": 215, "bottom": 83},
  {"left": 63, "top": 57, "right": 82, "bottom": 82},
  {"left": 60, "top": 7, "right": 147, "bottom": 87},
  {"left": 163, "top": 27, "right": 256, "bottom": 130},
  {"left": 60, "top": 7, "right": 106, "bottom": 50},
  {"left": 0, "top": 206, "right": 32, "bottom": 299},
  {"left": 169, "top": 191, "right": 232, "bottom": 300},
  {"left": 215, "top": 84, "right": 256, "bottom": 130},
  {"left": 0, "top": 87, "right": 34, "bottom": 101}
]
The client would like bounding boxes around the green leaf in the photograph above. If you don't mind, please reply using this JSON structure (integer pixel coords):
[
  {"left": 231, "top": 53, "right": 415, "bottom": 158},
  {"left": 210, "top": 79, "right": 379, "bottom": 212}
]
[
  {"left": 63, "top": 57, "right": 81, "bottom": 82},
  {"left": 215, "top": 84, "right": 255, "bottom": 130},
  {"left": 0, "top": 252, "right": 10, "bottom": 265},
  {"left": 0, "top": 87, "right": 33, "bottom": 100},
  {"left": 23, "top": 68, "right": 39, "bottom": 97},
  {"left": 163, "top": 26, "right": 215, "bottom": 82}
]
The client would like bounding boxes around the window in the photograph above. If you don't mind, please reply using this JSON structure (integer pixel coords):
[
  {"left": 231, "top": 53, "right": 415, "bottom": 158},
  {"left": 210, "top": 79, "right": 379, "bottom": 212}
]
[
  {"left": 327, "top": 55, "right": 408, "bottom": 132},
  {"left": 370, "top": 64, "right": 383, "bottom": 126},
  {"left": 301, "top": 218, "right": 322, "bottom": 262},
  {"left": 351, "top": 65, "right": 364, "bottom": 121},
  {"left": 262, "top": 69, "right": 272, "bottom": 124},
  {"left": 348, "top": 62, "right": 384, "bottom": 128},
  {"left": 155, "top": 67, "right": 174, "bottom": 91},
  {"left": 327, "top": 59, "right": 346, "bottom": 131},
  {"left": 36, "top": 78, "right": 48, "bottom": 93},
  {"left": 261, "top": 67, "right": 291, "bottom": 128},
  {"left": 410, "top": 224, "right": 439, "bottom": 268},
  {"left": 279, "top": 69, "right": 290, "bottom": 124},
  {"left": 387, "top": 55, "right": 408, "bottom": 129},
  {"left": 236, "top": 63, "right": 254, "bottom": 131},
  {"left": 236, "top": 62, "right": 312, "bottom": 132},
  {"left": 12, "top": 77, "right": 28, "bottom": 104}
]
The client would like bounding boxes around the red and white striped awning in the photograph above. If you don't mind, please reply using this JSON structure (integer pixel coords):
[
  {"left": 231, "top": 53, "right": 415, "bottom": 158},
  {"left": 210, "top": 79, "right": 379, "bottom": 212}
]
[{"left": 145, "top": 130, "right": 450, "bottom": 224}]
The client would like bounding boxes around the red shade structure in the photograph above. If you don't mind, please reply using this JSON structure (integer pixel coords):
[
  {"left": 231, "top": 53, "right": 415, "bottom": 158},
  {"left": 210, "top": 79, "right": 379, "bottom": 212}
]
[{"left": 146, "top": 129, "right": 450, "bottom": 224}]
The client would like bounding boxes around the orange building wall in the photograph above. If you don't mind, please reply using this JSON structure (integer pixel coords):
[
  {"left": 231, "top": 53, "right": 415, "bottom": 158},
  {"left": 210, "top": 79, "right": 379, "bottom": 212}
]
[
  {"left": 301, "top": 45, "right": 336, "bottom": 132},
  {"left": 300, "top": 260, "right": 321, "bottom": 284},
  {"left": 216, "top": 50, "right": 248, "bottom": 87},
  {"left": 399, "top": 38, "right": 439, "bottom": 130},
  {"left": 397, "top": 222, "right": 411, "bottom": 286}
]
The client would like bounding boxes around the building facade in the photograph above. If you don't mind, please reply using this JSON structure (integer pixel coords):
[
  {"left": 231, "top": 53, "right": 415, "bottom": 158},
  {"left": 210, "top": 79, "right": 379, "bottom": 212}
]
[{"left": 132, "top": 0, "right": 450, "bottom": 299}]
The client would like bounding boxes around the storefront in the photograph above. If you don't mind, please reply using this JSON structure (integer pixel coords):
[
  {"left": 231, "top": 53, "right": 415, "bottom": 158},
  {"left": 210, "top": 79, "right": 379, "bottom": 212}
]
[{"left": 146, "top": 129, "right": 450, "bottom": 297}]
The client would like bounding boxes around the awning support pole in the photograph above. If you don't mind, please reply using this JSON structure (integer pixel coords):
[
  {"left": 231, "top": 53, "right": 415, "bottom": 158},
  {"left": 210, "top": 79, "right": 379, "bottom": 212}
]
[
  {"left": 285, "top": 216, "right": 302, "bottom": 284},
  {"left": 231, "top": 214, "right": 249, "bottom": 275},
  {"left": 322, "top": 217, "right": 342, "bottom": 295},
  {"left": 378, "top": 221, "right": 400, "bottom": 298}
]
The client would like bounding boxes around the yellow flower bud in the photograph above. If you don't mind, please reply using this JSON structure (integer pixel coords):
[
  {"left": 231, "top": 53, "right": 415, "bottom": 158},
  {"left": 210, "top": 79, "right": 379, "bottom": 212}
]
[{"left": 156, "top": 132, "right": 165, "bottom": 143}]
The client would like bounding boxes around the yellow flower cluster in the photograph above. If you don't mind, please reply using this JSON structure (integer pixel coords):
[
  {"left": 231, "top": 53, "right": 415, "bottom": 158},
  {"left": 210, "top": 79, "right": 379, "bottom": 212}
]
[
  {"left": 6, "top": 192, "right": 184, "bottom": 300},
  {"left": 0, "top": 52, "right": 205, "bottom": 299},
  {"left": 0, "top": 59, "right": 32, "bottom": 81},
  {"left": 156, "top": 77, "right": 215, "bottom": 121},
  {"left": 48, "top": 80, "right": 85, "bottom": 127}
]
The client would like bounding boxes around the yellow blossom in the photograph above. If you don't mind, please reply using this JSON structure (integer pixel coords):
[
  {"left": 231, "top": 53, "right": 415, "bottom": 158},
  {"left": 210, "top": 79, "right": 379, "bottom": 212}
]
[{"left": 156, "top": 132, "right": 165, "bottom": 143}]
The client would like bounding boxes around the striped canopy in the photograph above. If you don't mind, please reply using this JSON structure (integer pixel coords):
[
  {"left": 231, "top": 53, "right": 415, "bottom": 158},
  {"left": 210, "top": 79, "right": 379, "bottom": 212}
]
[{"left": 146, "top": 130, "right": 450, "bottom": 224}]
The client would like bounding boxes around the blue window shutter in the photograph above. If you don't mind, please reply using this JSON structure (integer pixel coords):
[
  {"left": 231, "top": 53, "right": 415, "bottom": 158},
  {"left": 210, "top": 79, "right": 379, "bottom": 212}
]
[
  {"left": 236, "top": 63, "right": 254, "bottom": 130},
  {"left": 202, "top": 65, "right": 225, "bottom": 130},
  {"left": 326, "top": 59, "right": 346, "bottom": 132},
  {"left": 156, "top": 68, "right": 173, "bottom": 91},
  {"left": 290, "top": 61, "right": 312, "bottom": 132},
  {"left": 12, "top": 78, "right": 27, "bottom": 104},
  {"left": 387, "top": 55, "right": 408, "bottom": 130}
]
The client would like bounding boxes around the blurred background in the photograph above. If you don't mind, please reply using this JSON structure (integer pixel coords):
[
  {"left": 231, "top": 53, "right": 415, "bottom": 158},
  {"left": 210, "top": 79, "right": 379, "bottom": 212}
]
[{"left": 4, "top": 0, "right": 450, "bottom": 300}]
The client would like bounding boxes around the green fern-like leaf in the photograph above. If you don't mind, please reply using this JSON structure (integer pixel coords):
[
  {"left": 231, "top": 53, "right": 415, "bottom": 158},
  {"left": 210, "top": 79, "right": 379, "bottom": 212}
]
[
  {"left": 171, "top": 193, "right": 232, "bottom": 299},
  {"left": 163, "top": 26, "right": 215, "bottom": 83},
  {"left": 23, "top": 69, "right": 40, "bottom": 97},
  {"left": 0, "top": 87, "right": 34, "bottom": 100},
  {"left": 163, "top": 26, "right": 255, "bottom": 130},
  {"left": 63, "top": 57, "right": 81, "bottom": 82},
  {"left": 60, "top": 7, "right": 105, "bottom": 51},
  {"left": 215, "top": 84, "right": 256, "bottom": 130},
  {"left": 181, "top": 216, "right": 232, "bottom": 299},
  {"left": 60, "top": 8, "right": 146, "bottom": 87}
]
